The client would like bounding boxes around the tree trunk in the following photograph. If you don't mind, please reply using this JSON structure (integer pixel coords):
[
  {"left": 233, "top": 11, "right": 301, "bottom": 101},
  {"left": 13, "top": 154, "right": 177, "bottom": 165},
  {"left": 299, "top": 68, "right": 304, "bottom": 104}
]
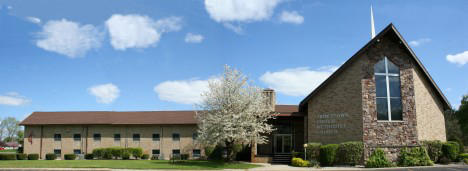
[{"left": 225, "top": 140, "right": 235, "bottom": 162}]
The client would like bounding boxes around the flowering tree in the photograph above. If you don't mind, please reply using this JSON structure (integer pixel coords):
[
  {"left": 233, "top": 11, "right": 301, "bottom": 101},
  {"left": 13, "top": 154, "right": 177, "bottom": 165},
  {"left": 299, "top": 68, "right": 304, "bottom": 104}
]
[{"left": 195, "top": 65, "right": 275, "bottom": 162}]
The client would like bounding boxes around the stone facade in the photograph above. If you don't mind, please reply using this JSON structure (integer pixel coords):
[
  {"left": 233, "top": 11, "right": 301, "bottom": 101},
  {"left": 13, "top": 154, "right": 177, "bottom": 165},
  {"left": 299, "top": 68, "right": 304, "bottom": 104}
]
[{"left": 24, "top": 125, "right": 203, "bottom": 159}]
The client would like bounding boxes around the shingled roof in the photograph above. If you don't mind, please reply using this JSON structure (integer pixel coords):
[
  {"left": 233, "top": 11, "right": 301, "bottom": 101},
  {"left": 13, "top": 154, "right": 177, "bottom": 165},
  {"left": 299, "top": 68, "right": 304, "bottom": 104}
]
[
  {"left": 299, "top": 23, "right": 451, "bottom": 111},
  {"left": 20, "top": 105, "right": 303, "bottom": 125}
]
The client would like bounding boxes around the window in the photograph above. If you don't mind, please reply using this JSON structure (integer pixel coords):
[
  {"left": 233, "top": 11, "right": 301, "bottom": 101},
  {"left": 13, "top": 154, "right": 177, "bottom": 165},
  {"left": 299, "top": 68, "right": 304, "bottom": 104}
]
[
  {"left": 193, "top": 149, "right": 201, "bottom": 157},
  {"left": 133, "top": 134, "right": 140, "bottom": 141},
  {"left": 172, "top": 133, "right": 180, "bottom": 141},
  {"left": 54, "top": 134, "right": 61, "bottom": 141},
  {"left": 54, "top": 149, "right": 61, "bottom": 157},
  {"left": 152, "top": 149, "right": 160, "bottom": 155},
  {"left": 73, "top": 149, "right": 81, "bottom": 154},
  {"left": 172, "top": 149, "right": 180, "bottom": 155},
  {"left": 93, "top": 133, "right": 101, "bottom": 141},
  {"left": 73, "top": 134, "right": 81, "bottom": 141},
  {"left": 192, "top": 133, "right": 198, "bottom": 140},
  {"left": 152, "top": 134, "right": 160, "bottom": 141},
  {"left": 114, "top": 134, "right": 121, "bottom": 141},
  {"left": 375, "top": 57, "right": 403, "bottom": 121}
]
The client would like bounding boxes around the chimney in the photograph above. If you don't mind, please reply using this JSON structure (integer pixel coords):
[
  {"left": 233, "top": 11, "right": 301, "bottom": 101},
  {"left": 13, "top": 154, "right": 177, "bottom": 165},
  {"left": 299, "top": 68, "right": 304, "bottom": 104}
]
[{"left": 263, "top": 88, "right": 276, "bottom": 112}]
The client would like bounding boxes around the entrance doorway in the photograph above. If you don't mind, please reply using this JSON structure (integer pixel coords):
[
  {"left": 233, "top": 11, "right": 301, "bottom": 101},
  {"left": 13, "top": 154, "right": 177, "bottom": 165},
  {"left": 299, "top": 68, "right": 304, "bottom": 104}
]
[{"left": 274, "top": 134, "right": 292, "bottom": 154}]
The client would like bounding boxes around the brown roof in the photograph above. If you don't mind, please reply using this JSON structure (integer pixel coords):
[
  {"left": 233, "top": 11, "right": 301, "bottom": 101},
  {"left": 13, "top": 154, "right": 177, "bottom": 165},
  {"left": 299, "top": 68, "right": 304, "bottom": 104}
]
[
  {"left": 299, "top": 23, "right": 451, "bottom": 111},
  {"left": 20, "top": 105, "right": 303, "bottom": 125}
]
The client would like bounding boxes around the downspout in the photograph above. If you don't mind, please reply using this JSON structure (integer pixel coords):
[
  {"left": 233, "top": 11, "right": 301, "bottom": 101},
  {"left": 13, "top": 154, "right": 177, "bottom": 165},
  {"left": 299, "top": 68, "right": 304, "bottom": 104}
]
[
  {"left": 81, "top": 125, "right": 85, "bottom": 154},
  {"left": 161, "top": 126, "right": 164, "bottom": 159},
  {"left": 85, "top": 126, "right": 89, "bottom": 154},
  {"left": 39, "top": 126, "right": 43, "bottom": 159},
  {"left": 125, "top": 126, "right": 128, "bottom": 148}
]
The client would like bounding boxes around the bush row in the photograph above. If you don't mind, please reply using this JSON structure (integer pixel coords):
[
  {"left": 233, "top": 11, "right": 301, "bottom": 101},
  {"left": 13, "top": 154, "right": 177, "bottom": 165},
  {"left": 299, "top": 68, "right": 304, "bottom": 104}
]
[
  {"left": 0, "top": 153, "right": 39, "bottom": 160},
  {"left": 92, "top": 147, "right": 144, "bottom": 160},
  {"left": 292, "top": 141, "right": 364, "bottom": 167},
  {"left": 422, "top": 140, "right": 462, "bottom": 163}
]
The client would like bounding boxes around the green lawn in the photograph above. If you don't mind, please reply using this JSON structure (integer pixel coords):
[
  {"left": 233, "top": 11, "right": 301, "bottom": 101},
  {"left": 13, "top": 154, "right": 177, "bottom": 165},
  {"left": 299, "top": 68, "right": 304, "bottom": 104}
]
[
  {"left": 0, "top": 160, "right": 262, "bottom": 170},
  {"left": 0, "top": 149, "right": 17, "bottom": 153}
]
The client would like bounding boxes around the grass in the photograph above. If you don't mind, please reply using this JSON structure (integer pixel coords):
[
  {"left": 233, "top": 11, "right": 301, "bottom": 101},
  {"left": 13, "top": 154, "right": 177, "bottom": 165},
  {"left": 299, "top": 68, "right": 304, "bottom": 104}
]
[
  {"left": 0, "top": 160, "right": 262, "bottom": 170},
  {"left": 0, "top": 149, "right": 17, "bottom": 153}
]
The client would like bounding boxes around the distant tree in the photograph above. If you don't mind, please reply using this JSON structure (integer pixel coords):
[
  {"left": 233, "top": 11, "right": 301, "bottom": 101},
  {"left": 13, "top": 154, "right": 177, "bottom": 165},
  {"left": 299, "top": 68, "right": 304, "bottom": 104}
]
[
  {"left": 195, "top": 65, "right": 275, "bottom": 162},
  {"left": 1, "top": 117, "right": 20, "bottom": 141},
  {"left": 445, "top": 109, "right": 462, "bottom": 141},
  {"left": 17, "top": 130, "right": 24, "bottom": 145},
  {"left": 5, "top": 141, "right": 19, "bottom": 149},
  {"left": 0, "top": 117, "right": 5, "bottom": 141},
  {"left": 455, "top": 94, "right": 468, "bottom": 144}
]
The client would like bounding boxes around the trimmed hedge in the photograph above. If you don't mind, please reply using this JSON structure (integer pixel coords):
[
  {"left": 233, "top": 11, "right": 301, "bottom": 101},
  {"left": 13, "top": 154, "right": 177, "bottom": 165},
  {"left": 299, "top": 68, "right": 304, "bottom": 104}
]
[
  {"left": 16, "top": 153, "right": 27, "bottom": 160},
  {"left": 398, "top": 147, "right": 433, "bottom": 166},
  {"left": 337, "top": 141, "right": 363, "bottom": 166},
  {"left": 421, "top": 140, "right": 443, "bottom": 162},
  {"left": 291, "top": 152, "right": 304, "bottom": 159},
  {"left": 122, "top": 152, "right": 130, "bottom": 160},
  {"left": 141, "top": 154, "right": 150, "bottom": 160},
  {"left": 64, "top": 154, "right": 76, "bottom": 160},
  {"left": 442, "top": 141, "right": 459, "bottom": 161},
  {"left": 111, "top": 147, "right": 123, "bottom": 159},
  {"left": 1, "top": 154, "right": 17, "bottom": 160},
  {"left": 291, "top": 157, "right": 309, "bottom": 167},
  {"left": 45, "top": 153, "right": 57, "bottom": 160},
  {"left": 92, "top": 147, "right": 143, "bottom": 159},
  {"left": 84, "top": 154, "right": 94, "bottom": 160},
  {"left": 464, "top": 158, "right": 468, "bottom": 165},
  {"left": 319, "top": 144, "right": 339, "bottom": 166},
  {"left": 459, "top": 153, "right": 468, "bottom": 160},
  {"left": 18, "top": 147, "right": 24, "bottom": 154},
  {"left": 305, "top": 143, "right": 321, "bottom": 161},
  {"left": 448, "top": 137, "right": 465, "bottom": 154},
  {"left": 27, "top": 154, "right": 39, "bottom": 160},
  {"left": 365, "top": 148, "right": 393, "bottom": 168},
  {"left": 132, "top": 148, "right": 143, "bottom": 159}
]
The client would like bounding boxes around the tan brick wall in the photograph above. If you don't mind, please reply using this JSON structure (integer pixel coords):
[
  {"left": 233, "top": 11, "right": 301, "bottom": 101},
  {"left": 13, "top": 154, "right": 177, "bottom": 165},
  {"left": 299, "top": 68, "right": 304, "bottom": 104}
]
[
  {"left": 413, "top": 66, "right": 446, "bottom": 142},
  {"left": 24, "top": 125, "right": 203, "bottom": 160},
  {"left": 307, "top": 57, "right": 363, "bottom": 144}
]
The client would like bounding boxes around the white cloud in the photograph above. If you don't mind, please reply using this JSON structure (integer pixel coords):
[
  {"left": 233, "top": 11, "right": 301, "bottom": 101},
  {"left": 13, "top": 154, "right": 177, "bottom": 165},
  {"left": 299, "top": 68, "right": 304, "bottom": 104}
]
[
  {"left": 88, "top": 83, "right": 120, "bottom": 104},
  {"left": 154, "top": 79, "right": 210, "bottom": 104},
  {"left": 26, "top": 16, "right": 41, "bottom": 24},
  {"left": 105, "top": 14, "right": 182, "bottom": 50},
  {"left": 408, "top": 38, "right": 431, "bottom": 47},
  {"left": 0, "top": 92, "right": 30, "bottom": 106},
  {"left": 205, "top": 0, "right": 282, "bottom": 33},
  {"left": 446, "top": 51, "right": 468, "bottom": 66},
  {"left": 260, "top": 67, "right": 338, "bottom": 96},
  {"left": 184, "top": 33, "right": 204, "bottom": 43},
  {"left": 278, "top": 11, "right": 304, "bottom": 24},
  {"left": 36, "top": 19, "right": 102, "bottom": 58},
  {"left": 222, "top": 23, "right": 244, "bottom": 34}
]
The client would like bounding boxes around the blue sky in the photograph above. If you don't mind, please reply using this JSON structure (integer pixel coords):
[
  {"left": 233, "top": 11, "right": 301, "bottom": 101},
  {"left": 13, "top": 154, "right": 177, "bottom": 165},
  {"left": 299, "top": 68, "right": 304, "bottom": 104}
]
[{"left": 0, "top": 0, "right": 467, "bottom": 121}]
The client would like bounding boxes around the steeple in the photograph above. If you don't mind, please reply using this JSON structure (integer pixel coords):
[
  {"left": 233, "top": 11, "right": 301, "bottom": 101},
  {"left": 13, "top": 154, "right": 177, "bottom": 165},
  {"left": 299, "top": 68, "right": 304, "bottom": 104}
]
[{"left": 371, "top": 5, "right": 376, "bottom": 39}]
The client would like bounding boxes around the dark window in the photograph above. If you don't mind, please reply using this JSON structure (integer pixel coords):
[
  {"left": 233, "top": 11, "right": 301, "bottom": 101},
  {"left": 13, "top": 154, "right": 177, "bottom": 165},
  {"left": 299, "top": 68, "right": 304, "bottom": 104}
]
[
  {"left": 133, "top": 134, "right": 140, "bottom": 141},
  {"left": 93, "top": 134, "right": 101, "bottom": 141},
  {"left": 152, "top": 134, "right": 160, "bottom": 141},
  {"left": 172, "top": 149, "right": 180, "bottom": 155},
  {"left": 73, "top": 134, "right": 81, "bottom": 141},
  {"left": 54, "top": 149, "right": 61, "bottom": 157},
  {"left": 172, "top": 133, "right": 180, "bottom": 141},
  {"left": 192, "top": 133, "right": 198, "bottom": 140},
  {"left": 54, "top": 134, "right": 61, "bottom": 141},
  {"left": 193, "top": 149, "right": 201, "bottom": 157},
  {"left": 374, "top": 57, "right": 402, "bottom": 121},
  {"left": 152, "top": 149, "right": 160, "bottom": 155},
  {"left": 114, "top": 134, "right": 121, "bottom": 141},
  {"left": 74, "top": 149, "right": 81, "bottom": 154}
]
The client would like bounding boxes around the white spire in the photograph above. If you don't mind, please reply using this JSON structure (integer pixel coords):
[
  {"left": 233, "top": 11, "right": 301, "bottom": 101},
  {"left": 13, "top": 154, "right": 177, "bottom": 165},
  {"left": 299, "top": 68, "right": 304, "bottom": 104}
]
[{"left": 371, "top": 5, "right": 376, "bottom": 39}]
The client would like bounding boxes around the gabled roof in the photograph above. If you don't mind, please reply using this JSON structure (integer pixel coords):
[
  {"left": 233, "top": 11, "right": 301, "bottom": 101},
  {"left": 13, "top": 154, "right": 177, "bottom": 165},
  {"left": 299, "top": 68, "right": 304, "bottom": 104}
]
[
  {"left": 20, "top": 105, "right": 303, "bottom": 125},
  {"left": 299, "top": 23, "right": 451, "bottom": 111}
]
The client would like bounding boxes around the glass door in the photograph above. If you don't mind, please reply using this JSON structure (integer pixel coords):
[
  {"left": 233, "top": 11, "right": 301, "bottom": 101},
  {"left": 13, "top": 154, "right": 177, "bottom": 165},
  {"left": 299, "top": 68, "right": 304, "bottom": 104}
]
[{"left": 274, "top": 134, "right": 292, "bottom": 154}]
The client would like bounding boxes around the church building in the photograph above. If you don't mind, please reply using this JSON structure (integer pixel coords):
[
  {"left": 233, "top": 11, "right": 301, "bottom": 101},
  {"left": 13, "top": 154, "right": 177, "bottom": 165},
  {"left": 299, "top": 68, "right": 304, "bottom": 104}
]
[{"left": 21, "top": 23, "right": 450, "bottom": 162}]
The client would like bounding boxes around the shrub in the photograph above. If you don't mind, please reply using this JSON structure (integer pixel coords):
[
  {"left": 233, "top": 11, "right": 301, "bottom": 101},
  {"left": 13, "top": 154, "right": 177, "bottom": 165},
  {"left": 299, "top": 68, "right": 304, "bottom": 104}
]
[
  {"left": 337, "top": 141, "right": 363, "bottom": 166},
  {"left": 365, "top": 149, "right": 393, "bottom": 168},
  {"left": 131, "top": 148, "right": 143, "bottom": 159},
  {"left": 319, "top": 144, "right": 339, "bottom": 166},
  {"left": 291, "top": 157, "right": 309, "bottom": 167},
  {"left": 291, "top": 152, "right": 304, "bottom": 159},
  {"left": 64, "top": 154, "right": 76, "bottom": 160},
  {"left": 17, "top": 147, "right": 24, "bottom": 154},
  {"left": 181, "top": 154, "right": 189, "bottom": 160},
  {"left": 93, "top": 148, "right": 103, "bottom": 159},
  {"left": 84, "top": 154, "right": 94, "bottom": 160},
  {"left": 110, "top": 147, "right": 123, "bottom": 159},
  {"left": 439, "top": 157, "right": 451, "bottom": 164},
  {"left": 27, "top": 154, "right": 39, "bottom": 160},
  {"left": 141, "top": 154, "right": 150, "bottom": 160},
  {"left": 442, "top": 141, "right": 460, "bottom": 161},
  {"left": 421, "top": 140, "right": 443, "bottom": 162},
  {"left": 459, "top": 153, "right": 468, "bottom": 161},
  {"left": 16, "top": 153, "right": 27, "bottom": 160},
  {"left": 448, "top": 137, "right": 465, "bottom": 154},
  {"left": 151, "top": 156, "right": 159, "bottom": 160},
  {"left": 45, "top": 153, "right": 57, "bottom": 160},
  {"left": 305, "top": 143, "right": 321, "bottom": 161},
  {"left": 398, "top": 147, "right": 433, "bottom": 166},
  {"left": 122, "top": 152, "right": 130, "bottom": 160},
  {"left": 3, "top": 154, "right": 16, "bottom": 160},
  {"left": 464, "top": 158, "right": 468, "bottom": 165}
]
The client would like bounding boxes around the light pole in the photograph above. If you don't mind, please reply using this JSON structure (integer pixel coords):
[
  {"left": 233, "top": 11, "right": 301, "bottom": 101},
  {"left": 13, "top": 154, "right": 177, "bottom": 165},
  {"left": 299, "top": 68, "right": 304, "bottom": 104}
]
[{"left": 303, "top": 144, "right": 308, "bottom": 161}]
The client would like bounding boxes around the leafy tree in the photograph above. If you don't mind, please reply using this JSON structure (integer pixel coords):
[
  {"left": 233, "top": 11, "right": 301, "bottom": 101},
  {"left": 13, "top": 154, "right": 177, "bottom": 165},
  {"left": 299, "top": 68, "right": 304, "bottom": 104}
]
[
  {"left": 195, "top": 65, "right": 275, "bottom": 162},
  {"left": 1, "top": 117, "right": 20, "bottom": 141},
  {"left": 455, "top": 94, "right": 468, "bottom": 144},
  {"left": 445, "top": 109, "right": 462, "bottom": 141}
]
